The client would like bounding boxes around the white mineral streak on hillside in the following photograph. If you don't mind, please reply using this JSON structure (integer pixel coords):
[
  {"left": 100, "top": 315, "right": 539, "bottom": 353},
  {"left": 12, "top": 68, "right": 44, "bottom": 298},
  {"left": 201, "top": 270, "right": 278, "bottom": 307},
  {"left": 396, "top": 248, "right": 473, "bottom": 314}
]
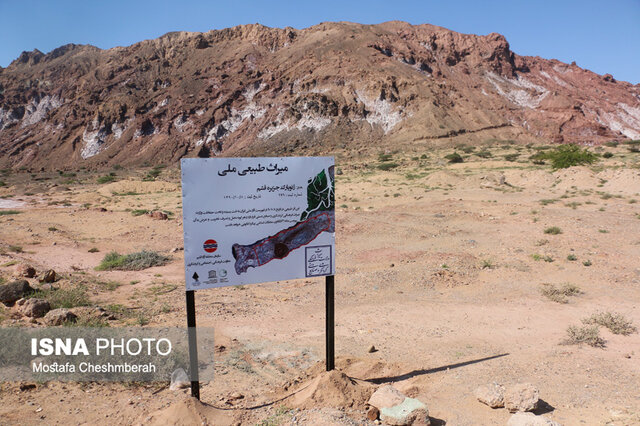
[
  {"left": 355, "top": 90, "right": 403, "bottom": 133},
  {"left": 197, "top": 84, "right": 267, "bottom": 146},
  {"left": 81, "top": 119, "right": 108, "bottom": 159},
  {"left": 21, "top": 95, "right": 63, "bottom": 127},
  {"left": 485, "top": 72, "right": 549, "bottom": 109},
  {"left": 0, "top": 108, "right": 19, "bottom": 131},
  {"left": 258, "top": 104, "right": 332, "bottom": 140},
  {"left": 539, "top": 70, "right": 571, "bottom": 88},
  {"left": 597, "top": 103, "right": 640, "bottom": 139},
  {"left": 173, "top": 114, "right": 192, "bottom": 132},
  {"left": 111, "top": 122, "right": 125, "bottom": 140}
]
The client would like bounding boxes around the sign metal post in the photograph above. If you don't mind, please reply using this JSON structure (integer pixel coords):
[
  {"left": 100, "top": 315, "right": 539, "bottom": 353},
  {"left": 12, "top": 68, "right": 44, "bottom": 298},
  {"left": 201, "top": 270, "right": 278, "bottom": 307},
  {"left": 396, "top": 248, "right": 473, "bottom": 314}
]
[
  {"left": 185, "top": 290, "right": 200, "bottom": 399},
  {"left": 326, "top": 274, "right": 335, "bottom": 371}
]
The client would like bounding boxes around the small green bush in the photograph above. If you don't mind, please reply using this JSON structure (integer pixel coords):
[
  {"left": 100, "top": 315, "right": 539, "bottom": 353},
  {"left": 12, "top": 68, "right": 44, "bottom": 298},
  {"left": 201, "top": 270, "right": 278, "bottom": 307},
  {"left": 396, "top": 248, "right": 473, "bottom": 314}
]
[
  {"left": 0, "top": 210, "right": 21, "bottom": 216},
  {"left": 131, "top": 209, "right": 150, "bottom": 216},
  {"left": 377, "top": 162, "right": 399, "bottom": 171},
  {"left": 530, "top": 144, "right": 598, "bottom": 169},
  {"left": 544, "top": 226, "right": 562, "bottom": 235},
  {"left": 503, "top": 153, "right": 520, "bottom": 162},
  {"left": 97, "top": 175, "right": 116, "bottom": 184},
  {"left": 476, "top": 150, "right": 492, "bottom": 158},
  {"left": 29, "top": 286, "right": 91, "bottom": 309},
  {"left": 567, "top": 254, "right": 577, "bottom": 261},
  {"left": 96, "top": 250, "right": 170, "bottom": 271},
  {"left": 444, "top": 152, "right": 463, "bottom": 163},
  {"left": 602, "top": 152, "right": 614, "bottom": 158}
]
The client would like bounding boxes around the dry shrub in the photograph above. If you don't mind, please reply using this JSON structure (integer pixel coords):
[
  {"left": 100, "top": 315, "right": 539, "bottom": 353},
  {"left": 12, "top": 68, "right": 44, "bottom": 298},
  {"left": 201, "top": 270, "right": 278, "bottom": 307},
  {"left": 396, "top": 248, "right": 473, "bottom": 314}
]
[
  {"left": 564, "top": 325, "right": 606, "bottom": 348},
  {"left": 540, "top": 283, "right": 581, "bottom": 303},
  {"left": 583, "top": 312, "right": 637, "bottom": 336}
]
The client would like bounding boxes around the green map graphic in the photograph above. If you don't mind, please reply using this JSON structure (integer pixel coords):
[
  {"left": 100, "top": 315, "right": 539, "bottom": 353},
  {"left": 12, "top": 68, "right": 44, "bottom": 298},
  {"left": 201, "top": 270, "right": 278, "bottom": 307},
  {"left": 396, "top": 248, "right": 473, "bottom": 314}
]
[{"left": 300, "top": 168, "right": 334, "bottom": 221}]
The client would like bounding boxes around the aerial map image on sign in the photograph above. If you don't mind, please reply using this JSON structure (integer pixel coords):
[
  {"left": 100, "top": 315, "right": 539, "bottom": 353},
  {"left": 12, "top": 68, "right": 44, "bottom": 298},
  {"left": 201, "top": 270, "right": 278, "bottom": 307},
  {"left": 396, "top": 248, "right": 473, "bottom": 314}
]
[
  {"left": 181, "top": 157, "right": 335, "bottom": 290},
  {"left": 232, "top": 166, "right": 334, "bottom": 274}
]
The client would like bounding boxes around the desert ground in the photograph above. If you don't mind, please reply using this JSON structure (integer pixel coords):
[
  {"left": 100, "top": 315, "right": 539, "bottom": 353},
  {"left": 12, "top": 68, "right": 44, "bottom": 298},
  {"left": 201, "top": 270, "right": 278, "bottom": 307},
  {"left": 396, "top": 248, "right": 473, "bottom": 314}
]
[{"left": 0, "top": 141, "right": 639, "bottom": 425}]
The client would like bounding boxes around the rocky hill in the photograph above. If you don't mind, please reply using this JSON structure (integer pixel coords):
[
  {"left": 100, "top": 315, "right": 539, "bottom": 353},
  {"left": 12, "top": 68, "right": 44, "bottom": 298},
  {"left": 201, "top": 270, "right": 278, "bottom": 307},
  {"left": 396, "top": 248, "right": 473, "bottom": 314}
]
[{"left": 0, "top": 21, "right": 639, "bottom": 170}]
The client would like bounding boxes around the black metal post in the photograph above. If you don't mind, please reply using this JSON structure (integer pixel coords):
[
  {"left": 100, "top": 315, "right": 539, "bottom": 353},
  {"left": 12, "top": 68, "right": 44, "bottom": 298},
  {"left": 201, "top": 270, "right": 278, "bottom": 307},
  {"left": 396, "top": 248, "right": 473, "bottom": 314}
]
[
  {"left": 186, "top": 290, "right": 200, "bottom": 399},
  {"left": 326, "top": 275, "right": 335, "bottom": 371}
]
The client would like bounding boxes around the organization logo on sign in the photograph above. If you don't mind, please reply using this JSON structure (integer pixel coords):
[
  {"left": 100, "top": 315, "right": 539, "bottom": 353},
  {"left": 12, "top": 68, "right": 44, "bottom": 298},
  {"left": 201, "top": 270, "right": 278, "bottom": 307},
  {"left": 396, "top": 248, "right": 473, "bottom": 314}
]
[{"left": 203, "top": 239, "right": 218, "bottom": 253}]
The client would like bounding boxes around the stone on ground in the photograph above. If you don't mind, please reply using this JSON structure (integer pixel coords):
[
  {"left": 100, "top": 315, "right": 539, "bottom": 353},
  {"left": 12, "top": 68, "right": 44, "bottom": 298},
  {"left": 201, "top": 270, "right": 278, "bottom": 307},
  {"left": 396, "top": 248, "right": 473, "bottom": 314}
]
[
  {"left": 366, "top": 406, "right": 380, "bottom": 421},
  {"left": 13, "top": 264, "right": 36, "bottom": 278},
  {"left": 475, "top": 382, "right": 505, "bottom": 408},
  {"left": 368, "top": 384, "right": 406, "bottom": 409},
  {"left": 368, "top": 385, "right": 429, "bottom": 425},
  {"left": 0, "top": 280, "right": 34, "bottom": 306},
  {"left": 44, "top": 308, "right": 77, "bottom": 325},
  {"left": 380, "top": 398, "right": 429, "bottom": 426},
  {"left": 504, "top": 383, "right": 539, "bottom": 413},
  {"left": 18, "top": 298, "right": 51, "bottom": 318},
  {"left": 40, "top": 269, "right": 57, "bottom": 283},
  {"left": 149, "top": 211, "right": 168, "bottom": 220}
]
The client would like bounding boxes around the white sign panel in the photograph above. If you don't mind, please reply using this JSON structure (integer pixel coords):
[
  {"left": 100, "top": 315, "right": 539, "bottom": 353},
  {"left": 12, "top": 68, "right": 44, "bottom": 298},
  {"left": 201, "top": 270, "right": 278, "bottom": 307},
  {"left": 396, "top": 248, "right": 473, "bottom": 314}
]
[{"left": 181, "top": 157, "right": 335, "bottom": 290}]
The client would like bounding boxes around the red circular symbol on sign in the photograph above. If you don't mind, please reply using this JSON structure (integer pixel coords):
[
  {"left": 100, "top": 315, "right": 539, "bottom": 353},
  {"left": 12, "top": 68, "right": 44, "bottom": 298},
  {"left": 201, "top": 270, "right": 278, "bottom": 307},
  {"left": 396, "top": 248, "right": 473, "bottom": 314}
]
[{"left": 203, "top": 239, "right": 218, "bottom": 253}]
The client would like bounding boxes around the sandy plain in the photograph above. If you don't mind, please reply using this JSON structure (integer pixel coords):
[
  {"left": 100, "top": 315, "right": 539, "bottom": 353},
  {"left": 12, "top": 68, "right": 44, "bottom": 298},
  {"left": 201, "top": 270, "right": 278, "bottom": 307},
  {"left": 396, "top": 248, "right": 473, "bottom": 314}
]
[{"left": 0, "top": 142, "right": 639, "bottom": 425}]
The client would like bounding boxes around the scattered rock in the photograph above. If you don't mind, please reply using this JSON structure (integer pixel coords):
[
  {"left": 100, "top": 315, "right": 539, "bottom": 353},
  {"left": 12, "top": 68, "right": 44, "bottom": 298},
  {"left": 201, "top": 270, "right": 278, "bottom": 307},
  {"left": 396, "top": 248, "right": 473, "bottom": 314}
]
[
  {"left": 380, "top": 398, "right": 430, "bottom": 426},
  {"left": 475, "top": 382, "right": 505, "bottom": 408},
  {"left": 0, "top": 280, "right": 34, "bottom": 306},
  {"left": 170, "top": 247, "right": 183, "bottom": 253},
  {"left": 504, "top": 383, "right": 539, "bottom": 413},
  {"left": 369, "top": 385, "right": 406, "bottom": 409},
  {"left": 19, "top": 383, "right": 37, "bottom": 391},
  {"left": 369, "top": 385, "right": 429, "bottom": 425},
  {"left": 40, "top": 270, "right": 57, "bottom": 283},
  {"left": 368, "top": 345, "right": 378, "bottom": 353},
  {"left": 44, "top": 308, "right": 77, "bottom": 325},
  {"left": 367, "top": 406, "right": 380, "bottom": 421},
  {"left": 226, "top": 392, "right": 244, "bottom": 403},
  {"left": 148, "top": 211, "right": 168, "bottom": 220},
  {"left": 169, "top": 368, "right": 190, "bottom": 391},
  {"left": 18, "top": 298, "right": 51, "bottom": 318},
  {"left": 14, "top": 264, "right": 36, "bottom": 278},
  {"left": 507, "top": 412, "right": 561, "bottom": 426}
]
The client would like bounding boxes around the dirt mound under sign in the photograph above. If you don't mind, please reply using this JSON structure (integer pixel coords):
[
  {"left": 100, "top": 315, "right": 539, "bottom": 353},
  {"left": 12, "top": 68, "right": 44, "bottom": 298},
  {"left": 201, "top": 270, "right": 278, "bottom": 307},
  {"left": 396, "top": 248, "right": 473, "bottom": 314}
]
[
  {"left": 288, "top": 369, "right": 373, "bottom": 410},
  {"left": 143, "top": 397, "right": 232, "bottom": 426}
]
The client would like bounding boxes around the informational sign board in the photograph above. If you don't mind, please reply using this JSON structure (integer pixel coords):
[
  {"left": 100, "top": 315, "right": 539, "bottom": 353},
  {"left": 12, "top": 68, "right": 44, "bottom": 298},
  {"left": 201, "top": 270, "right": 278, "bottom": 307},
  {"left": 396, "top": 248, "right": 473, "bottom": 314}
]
[{"left": 181, "top": 157, "right": 335, "bottom": 291}]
